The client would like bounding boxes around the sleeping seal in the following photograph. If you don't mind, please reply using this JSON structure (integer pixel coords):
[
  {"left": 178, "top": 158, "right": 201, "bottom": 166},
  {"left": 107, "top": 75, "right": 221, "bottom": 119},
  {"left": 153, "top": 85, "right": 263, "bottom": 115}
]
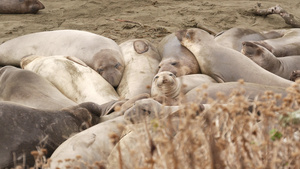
[
  {"left": 0, "top": 30, "right": 124, "bottom": 87},
  {"left": 21, "top": 55, "right": 120, "bottom": 105},
  {"left": 175, "top": 28, "right": 293, "bottom": 88}
]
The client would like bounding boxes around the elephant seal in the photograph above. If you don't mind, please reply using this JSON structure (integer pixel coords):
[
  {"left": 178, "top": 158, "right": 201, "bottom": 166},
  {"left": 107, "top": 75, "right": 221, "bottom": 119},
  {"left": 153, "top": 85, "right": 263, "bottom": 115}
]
[
  {"left": 290, "top": 70, "right": 300, "bottom": 81},
  {"left": 157, "top": 33, "right": 201, "bottom": 76},
  {"left": 0, "top": 0, "right": 44, "bottom": 14},
  {"left": 185, "top": 82, "right": 288, "bottom": 105},
  {"left": 251, "top": 28, "right": 300, "bottom": 57},
  {"left": 21, "top": 55, "right": 120, "bottom": 105},
  {"left": 151, "top": 71, "right": 216, "bottom": 99},
  {"left": 0, "top": 30, "right": 124, "bottom": 87},
  {"left": 117, "top": 39, "right": 161, "bottom": 99},
  {"left": 0, "top": 66, "right": 77, "bottom": 110},
  {"left": 175, "top": 28, "right": 293, "bottom": 88},
  {"left": 214, "top": 27, "right": 283, "bottom": 51},
  {"left": 241, "top": 41, "right": 300, "bottom": 80},
  {"left": 0, "top": 101, "right": 113, "bottom": 169},
  {"left": 48, "top": 116, "right": 127, "bottom": 169}
]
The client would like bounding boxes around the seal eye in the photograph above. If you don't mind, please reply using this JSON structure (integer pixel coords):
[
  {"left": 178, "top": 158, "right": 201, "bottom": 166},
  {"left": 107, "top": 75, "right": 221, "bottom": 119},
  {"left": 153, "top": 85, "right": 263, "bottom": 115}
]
[
  {"left": 171, "top": 62, "right": 177, "bottom": 66},
  {"left": 154, "top": 76, "right": 159, "bottom": 79},
  {"left": 97, "top": 68, "right": 104, "bottom": 74},
  {"left": 115, "top": 63, "right": 120, "bottom": 69},
  {"left": 169, "top": 73, "right": 173, "bottom": 76},
  {"left": 158, "top": 66, "right": 161, "bottom": 69}
]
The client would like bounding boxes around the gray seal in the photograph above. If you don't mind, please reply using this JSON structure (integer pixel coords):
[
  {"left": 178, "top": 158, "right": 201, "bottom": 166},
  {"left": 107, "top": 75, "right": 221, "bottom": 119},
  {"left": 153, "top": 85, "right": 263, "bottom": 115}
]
[
  {"left": 241, "top": 41, "right": 300, "bottom": 80},
  {"left": 0, "top": 30, "right": 124, "bottom": 87},
  {"left": 176, "top": 28, "right": 293, "bottom": 88}
]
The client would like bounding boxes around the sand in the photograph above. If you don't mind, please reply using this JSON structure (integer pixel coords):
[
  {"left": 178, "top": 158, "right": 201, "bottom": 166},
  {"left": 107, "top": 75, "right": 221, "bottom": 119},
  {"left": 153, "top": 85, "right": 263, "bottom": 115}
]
[{"left": 0, "top": 0, "right": 300, "bottom": 46}]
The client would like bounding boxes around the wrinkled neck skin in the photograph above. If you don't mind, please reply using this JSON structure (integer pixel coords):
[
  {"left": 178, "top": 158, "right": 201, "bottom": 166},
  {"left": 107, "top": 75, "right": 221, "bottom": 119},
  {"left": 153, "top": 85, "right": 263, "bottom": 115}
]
[{"left": 157, "top": 79, "right": 181, "bottom": 98}]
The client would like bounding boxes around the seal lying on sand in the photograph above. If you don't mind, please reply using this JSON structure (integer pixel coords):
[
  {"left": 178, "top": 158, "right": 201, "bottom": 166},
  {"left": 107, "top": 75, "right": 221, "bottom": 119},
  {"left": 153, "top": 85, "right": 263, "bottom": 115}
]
[
  {"left": 0, "top": 101, "right": 110, "bottom": 169},
  {"left": 176, "top": 28, "right": 292, "bottom": 88},
  {"left": 0, "top": 30, "right": 124, "bottom": 87},
  {"left": 21, "top": 55, "right": 120, "bottom": 105},
  {"left": 214, "top": 27, "right": 283, "bottom": 51},
  {"left": 157, "top": 33, "right": 201, "bottom": 76},
  {"left": 117, "top": 39, "right": 161, "bottom": 99},
  {"left": 251, "top": 28, "right": 300, "bottom": 57},
  {"left": 0, "top": 0, "right": 45, "bottom": 14},
  {"left": 241, "top": 41, "right": 300, "bottom": 80},
  {"left": 0, "top": 66, "right": 76, "bottom": 110}
]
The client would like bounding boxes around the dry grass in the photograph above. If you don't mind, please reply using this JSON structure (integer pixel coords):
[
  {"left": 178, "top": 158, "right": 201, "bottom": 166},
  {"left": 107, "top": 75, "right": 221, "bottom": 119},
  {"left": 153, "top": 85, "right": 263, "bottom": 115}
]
[
  {"left": 109, "top": 80, "right": 300, "bottom": 169},
  {"left": 28, "top": 81, "right": 300, "bottom": 169}
]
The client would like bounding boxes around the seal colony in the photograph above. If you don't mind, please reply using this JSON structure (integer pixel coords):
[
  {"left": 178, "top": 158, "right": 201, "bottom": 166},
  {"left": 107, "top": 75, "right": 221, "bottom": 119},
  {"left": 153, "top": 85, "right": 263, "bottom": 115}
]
[{"left": 0, "top": 25, "right": 299, "bottom": 168}]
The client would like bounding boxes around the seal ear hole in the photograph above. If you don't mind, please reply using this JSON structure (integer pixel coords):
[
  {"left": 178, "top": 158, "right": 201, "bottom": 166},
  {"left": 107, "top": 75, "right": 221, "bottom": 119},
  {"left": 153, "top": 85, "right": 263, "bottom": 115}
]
[{"left": 134, "top": 40, "right": 149, "bottom": 54}]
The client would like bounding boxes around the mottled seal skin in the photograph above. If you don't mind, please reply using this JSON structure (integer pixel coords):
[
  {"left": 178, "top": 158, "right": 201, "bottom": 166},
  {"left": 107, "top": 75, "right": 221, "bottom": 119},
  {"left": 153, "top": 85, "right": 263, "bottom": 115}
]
[
  {"left": 241, "top": 41, "right": 300, "bottom": 80},
  {"left": 290, "top": 70, "right": 300, "bottom": 81},
  {"left": 157, "top": 33, "right": 201, "bottom": 76},
  {"left": 0, "top": 66, "right": 77, "bottom": 110},
  {"left": 117, "top": 39, "right": 161, "bottom": 99},
  {"left": 0, "top": 30, "right": 124, "bottom": 87},
  {"left": 214, "top": 27, "right": 282, "bottom": 51},
  {"left": 185, "top": 82, "right": 288, "bottom": 105},
  {"left": 21, "top": 55, "right": 120, "bottom": 105},
  {"left": 0, "top": 0, "right": 45, "bottom": 14},
  {"left": 49, "top": 116, "right": 127, "bottom": 169},
  {"left": 252, "top": 28, "right": 300, "bottom": 57},
  {"left": 176, "top": 28, "right": 292, "bottom": 88},
  {"left": 0, "top": 101, "right": 109, "bottom": 169}
]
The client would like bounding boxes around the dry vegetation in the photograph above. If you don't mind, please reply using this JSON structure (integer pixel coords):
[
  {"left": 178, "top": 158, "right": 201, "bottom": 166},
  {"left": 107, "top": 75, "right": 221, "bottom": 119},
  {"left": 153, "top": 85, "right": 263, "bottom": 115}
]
[{"left": 107, "top": 80, "right": 300, "bottom": 169}]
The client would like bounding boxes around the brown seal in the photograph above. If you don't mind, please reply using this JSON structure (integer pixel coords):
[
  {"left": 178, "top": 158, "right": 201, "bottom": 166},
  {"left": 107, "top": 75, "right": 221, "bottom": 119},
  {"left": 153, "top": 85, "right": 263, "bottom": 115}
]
[
  {"left": 0, "top": 0, "right": 44, "bottom": 14},
  {"left": 175, "top": 28, "right": 293, "bottom": 88},
  {"left": 241, "top": 41, "right": 300, "bottom": 80},
  {"left": 0, "top": 66, "right": 77, "bottom": 110},
  {"left": 0, "top": 30, "right": 124, "bottom": 87},
  {"left": 214, "top": 27, "right": 283, "bottom": 51},
  {"left": 0, "top": 101, "right": 114, "bottom": 169},
  {"left": 157, "top": 33, "right": 201, "bottom": 76},
  {"left": 251, "top": 29, "right": 300, "bottom": 57}
]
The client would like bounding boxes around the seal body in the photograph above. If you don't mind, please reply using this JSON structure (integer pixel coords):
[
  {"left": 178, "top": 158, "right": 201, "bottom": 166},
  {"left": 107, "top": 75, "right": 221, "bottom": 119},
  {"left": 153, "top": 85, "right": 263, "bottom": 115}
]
[
  {"left": 49, "top": 116, "right": 127, "bottom": 169},
  {"left": 0, "top": 66, "right": 77, "bottom": 110},
  {"left": 176, "top": 28, "right": 293, "bottom": 88},
  {"left": 21, "top": 55, "right": 120, "bottom": 105},
  {"left": 214, "top": 27, "right": 281, "bottom": 51},
  {"left": 185, "top": 82, "right": 288, "bottom": 105},
  {"left": 0, "top": 0, "right": 44, "bottom": 14},
  {"left": 0, "top": 101, "right": 102, "bottom": 169},
  {"left": 252, "top": 29, "right": 300, "bottom": 57},
  {"left": 117, "top": 39, "right": 161, "bottom": 99},
  {"left": 241, "top": 41, "right": 300, "bottom": 80},
  {"left": 157, "top": 33, "right": 201, "bottom": 76},
  {"left": 0, "top": 30, "right": 124, "bottom": 87},
  {"left": 151, "top": 71, "right": 216, "bottom": 99}
]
